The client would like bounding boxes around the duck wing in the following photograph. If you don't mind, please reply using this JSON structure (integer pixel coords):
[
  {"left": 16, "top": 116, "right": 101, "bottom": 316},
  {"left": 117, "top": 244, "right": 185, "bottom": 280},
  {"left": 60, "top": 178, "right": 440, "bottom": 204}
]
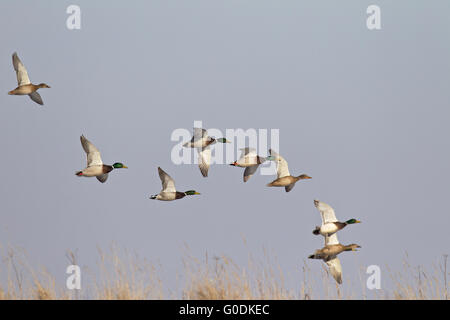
[
  {"left": 285, "top": 183, "right": 296, "bottom": 192},
  {"left": 314, "top": 200, "right": 338, "bottom": 225},
  {"left": 158, "top": 167, "right": 176, "bottom": 192},
  {"left": 80, "top": 135, "right": 103, "bottom": 167},
  {"left": 28, "top": 92, "right": 44, "bottom": 105},
  {"left": 12, "top": 52, "right": 31, "bottom": 86},
  {"left": 193, "top": 128, "right": 208, "bottom": 142},
  {"left": 325, "top": 233, "right": 339, "bottom": 246},
  {"left": 198, "top": 146, "right": 211, "bottom": 177},
  {"left": 243, "top": 165, "right": 259, "bottom": 182},
  {"left": 269, "top": 149, "right": 290, "bottom": 178},
  {"left": 326, "top": 258, "right": 343, "bottom": 284},
  {"left": 96, "top": 173, "right": 109, "bottom": 183}
]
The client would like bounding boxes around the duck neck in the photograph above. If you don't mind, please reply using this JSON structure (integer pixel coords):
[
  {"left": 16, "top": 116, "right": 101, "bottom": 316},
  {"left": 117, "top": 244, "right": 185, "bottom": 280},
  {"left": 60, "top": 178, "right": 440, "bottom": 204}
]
[
  {"left": 334, "top": 222, "right": 347, "bottom": 230},
  {"left": 103, "top": 164, "right": 114, "bottom": 173}
]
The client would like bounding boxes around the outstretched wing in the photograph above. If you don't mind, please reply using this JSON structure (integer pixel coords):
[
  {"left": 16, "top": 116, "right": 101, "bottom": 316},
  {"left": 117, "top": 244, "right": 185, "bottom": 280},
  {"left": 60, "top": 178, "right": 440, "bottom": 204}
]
[
  {"left": 314, "top": 200, "right": 338, "bottom": 225},
  {"left": 243, "top": 165, "right": 259, "bottom": 182},
  {"left": 325, "top": 233, "right": 339, "bottom": 246},
  {"left": 12, "top": 52, "right": 31, "bottom": 86},
  {"left": 285, "top": 183, "right": 296, "bottom": 192},
  {"left": 193, "top": 128, "right": 208, "bottom": 142},
  {"left": 158, "top": 167, "right": 176, "bottom": 192},
  {"left": 28, "top": 92, "right": 43, "bottom": 105},
  {"left": 96, "top": 174, "right": 109, "bottom": 183},
  {"left": 198, "top": 147, "right": 211, "bottom": 177},
  {"left": 80, "top": 135, "right": 103, "bottom": 167},
  {"left": 269, "top": 149, "right": 290, "bottom": 178},
  {"left": 326, "top": 258, "right": 343, "bottom": 284}
]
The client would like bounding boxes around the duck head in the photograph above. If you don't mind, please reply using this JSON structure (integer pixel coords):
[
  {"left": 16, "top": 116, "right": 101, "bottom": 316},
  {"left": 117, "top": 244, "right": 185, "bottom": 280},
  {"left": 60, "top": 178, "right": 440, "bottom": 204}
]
[
  {"left": 216, "top": 138, "right": 231, "bottom": 143},
  {"left": 185, "top": 190, "right": 200, "bottom": 196},
  {"left": 112, "top": 162, "right": 128, "bottom": 169},
  {"left": 345, "top": 219, "right": 361, "bottom": 225},
  {"left": 345, "top": 244, "right": 361, "bottom": 251}
]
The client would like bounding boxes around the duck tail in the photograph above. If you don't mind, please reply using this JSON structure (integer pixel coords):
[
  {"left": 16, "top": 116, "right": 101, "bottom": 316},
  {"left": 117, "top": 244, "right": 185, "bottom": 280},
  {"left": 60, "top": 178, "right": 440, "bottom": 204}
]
[
  {"left": 308, "top": 254, "right": 316, "bottom": 259},
  {"left": 75, "top": 171, "right": 83, "bottom": 176},
  {"left": 312, "top": 227, "right": 320, "bottom": 235},
  {"left": 149, "top": 194, "right": 157, "bottom": 200}
]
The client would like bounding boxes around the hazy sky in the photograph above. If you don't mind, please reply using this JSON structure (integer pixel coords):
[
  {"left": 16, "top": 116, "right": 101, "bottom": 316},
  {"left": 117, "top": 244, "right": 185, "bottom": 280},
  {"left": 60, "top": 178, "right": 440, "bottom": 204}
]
[{"left": 0, "top": 1, "right": 449, "bottom": 297}]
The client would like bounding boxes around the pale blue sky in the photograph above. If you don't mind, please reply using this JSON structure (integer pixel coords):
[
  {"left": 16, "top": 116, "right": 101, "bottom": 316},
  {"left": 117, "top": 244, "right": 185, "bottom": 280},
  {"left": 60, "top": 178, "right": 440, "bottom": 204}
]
[{"left": 0, "top": 0, "right": 449, "bottom": 298}]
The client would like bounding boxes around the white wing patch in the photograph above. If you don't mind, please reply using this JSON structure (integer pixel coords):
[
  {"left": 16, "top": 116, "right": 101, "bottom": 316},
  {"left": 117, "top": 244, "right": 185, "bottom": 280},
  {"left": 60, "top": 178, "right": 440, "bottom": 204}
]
[
  {"left": 269, "top": 149, "right": 290, "bottom": 178},
  {"left": 12, "top": 52, "right": 31, "bottom": 86},
  {"left": 80, "top": 135, "right": 103, "bottom": 167},
  {"left": 326, "top": 258, "right": 343, "bottom": 284},
  {"left": 315, "top": 200, "right": 338, "bottom": 225},
  {"left": 325, "top": 233, "right": 339, "bottom": 246},
  {"left": 158, "top": 167, "right": 177, "bottom": 193},
  {"left": 198, "top": 147, "right": 211, "bottom": 177},
  {"left": 193, "top": 128, "right": 207, "bottom": 141}
]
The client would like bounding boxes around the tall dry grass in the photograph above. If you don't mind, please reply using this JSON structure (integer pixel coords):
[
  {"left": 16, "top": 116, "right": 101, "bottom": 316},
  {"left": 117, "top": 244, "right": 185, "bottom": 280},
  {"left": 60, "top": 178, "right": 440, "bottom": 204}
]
[{"left": 0, "top": 244, "right": 448, "bottom": 300}]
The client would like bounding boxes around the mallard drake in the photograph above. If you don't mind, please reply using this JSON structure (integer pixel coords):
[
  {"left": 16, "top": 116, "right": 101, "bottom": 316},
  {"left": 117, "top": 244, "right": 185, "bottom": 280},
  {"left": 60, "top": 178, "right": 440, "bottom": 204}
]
[
  {"left": 8, "top": 52, "right": 50, "bottom": 105},
  {"left": 266, "top": 149, "right": 311, "bottom": 192},
  {"left": 150, "top": 167, "right": 200, "bottom": 201},
  {"left": 75, "top": 135, "right": 128, "bottom": 183},
  {"left": 183, "top": 128, "right": 230, "bottom": 177},
  {"left": 229, "top": 148, "right": 274, "bottom": 182},
  {"left": 312, "top": 200, "right": 361, "bottom": 236},
  {"left": 308, "top": 229, "right": 361, "bottom": 284}
]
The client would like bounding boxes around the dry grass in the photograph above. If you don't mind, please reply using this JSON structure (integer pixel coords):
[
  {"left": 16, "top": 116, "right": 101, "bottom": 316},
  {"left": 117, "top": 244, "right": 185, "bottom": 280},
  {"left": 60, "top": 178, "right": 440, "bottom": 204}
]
[
  {"left": 0, "top": 244, "right": 448, "bottom": 300},
  {"left": 181, "top": 247, "right": 296, "bottom": 299}
]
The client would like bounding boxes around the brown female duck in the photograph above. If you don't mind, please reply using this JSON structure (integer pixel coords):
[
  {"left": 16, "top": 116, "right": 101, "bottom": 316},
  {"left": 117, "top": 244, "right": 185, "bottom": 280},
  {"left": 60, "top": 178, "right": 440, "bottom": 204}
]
[
  {"left": 8, "top": 52, "right": 50, "bottom": 105},
  {"left": 266, "top": 149, "right": 311, "bottom": 192}
]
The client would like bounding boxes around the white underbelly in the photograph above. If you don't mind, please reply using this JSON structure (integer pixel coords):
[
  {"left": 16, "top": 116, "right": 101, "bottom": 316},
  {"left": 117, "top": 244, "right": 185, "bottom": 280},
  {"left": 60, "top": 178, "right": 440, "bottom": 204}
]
[
  {"left": 157, "top": 192, "right": 177, "bottom": 201},
  {"left": 320, "top": 223, "right": 338, "bottom": 235},
  {"left": 82, "top": 166, "right": 104, "bottom": 177},
  {"left": 236, "top": 157, "right": 258, "bottom": 167}
]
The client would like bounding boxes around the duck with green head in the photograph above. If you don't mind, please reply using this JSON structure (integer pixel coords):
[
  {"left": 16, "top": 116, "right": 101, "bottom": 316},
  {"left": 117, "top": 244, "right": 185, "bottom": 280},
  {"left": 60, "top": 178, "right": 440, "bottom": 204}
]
[
  {"left": 312, "top": 200, "right": 361, "bottom": 236},
  {"left": 75, "top": 135, "right": 128, "bottom": 183},
  {"left": 183, "top": 128, "right": 231, "bottom": 177},
  {"left": 8, "top": 52, "right": 50, "bottom": 105},
  {"left": 308, "top": 199, "right": 361, "bottom": 284},
  {"left": 150, "top": 167, "right": 200, "bottom": 201}
]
